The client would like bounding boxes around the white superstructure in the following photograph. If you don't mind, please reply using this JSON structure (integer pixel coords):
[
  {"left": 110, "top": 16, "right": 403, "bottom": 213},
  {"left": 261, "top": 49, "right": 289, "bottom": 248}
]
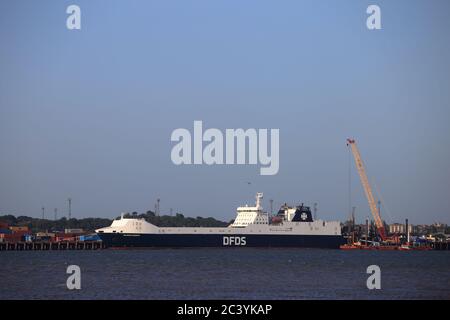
[{"left": 231, "top": 192, "right": 269, "bottom": 227}]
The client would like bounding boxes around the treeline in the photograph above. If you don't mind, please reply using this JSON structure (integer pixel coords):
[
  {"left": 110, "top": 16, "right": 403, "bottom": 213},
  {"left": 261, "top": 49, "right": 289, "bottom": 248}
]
[
  {"left": 123, "top": 211, "right": 230, "bottom": 228},
  {"left": 0, "top": 215, "right": 112, "bottom": 233},
  {"left": 0, "top": 211, "right": 230, "bottom": 232}
]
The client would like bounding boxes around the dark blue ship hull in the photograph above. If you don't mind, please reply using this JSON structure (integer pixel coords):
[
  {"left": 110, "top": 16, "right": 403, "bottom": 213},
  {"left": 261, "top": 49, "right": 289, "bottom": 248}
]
[{"left": 97, "top": 233, "right": 345, "bottom": 249}]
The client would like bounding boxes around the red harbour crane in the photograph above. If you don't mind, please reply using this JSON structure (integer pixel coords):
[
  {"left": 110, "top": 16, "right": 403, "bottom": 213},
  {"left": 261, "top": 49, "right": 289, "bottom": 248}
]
[{"left": 347, "top": 139, "right": 386, "bottom": 241}]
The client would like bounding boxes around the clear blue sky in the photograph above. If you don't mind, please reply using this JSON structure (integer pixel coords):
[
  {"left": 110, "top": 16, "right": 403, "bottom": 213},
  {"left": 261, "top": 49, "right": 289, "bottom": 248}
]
[{"left": 1, "top": 0, "right": 449, "bottom": 224}]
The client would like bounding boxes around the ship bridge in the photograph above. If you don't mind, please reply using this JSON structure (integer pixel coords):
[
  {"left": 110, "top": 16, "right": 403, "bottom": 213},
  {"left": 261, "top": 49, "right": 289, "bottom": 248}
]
[{"left": 231, "top": 192, "right": 269, "bottom": 227}]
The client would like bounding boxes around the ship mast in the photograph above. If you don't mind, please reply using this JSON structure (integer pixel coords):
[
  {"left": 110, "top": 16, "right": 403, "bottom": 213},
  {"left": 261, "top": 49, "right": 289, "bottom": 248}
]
[{"left": 256, "top": 192, "right": 263, "bottom": 210}]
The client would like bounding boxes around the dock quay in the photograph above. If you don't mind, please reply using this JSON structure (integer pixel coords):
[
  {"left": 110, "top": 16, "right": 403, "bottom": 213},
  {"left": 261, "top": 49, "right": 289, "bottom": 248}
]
[{"left": 0, "top": 241, "right": 105, "bottom": 251}]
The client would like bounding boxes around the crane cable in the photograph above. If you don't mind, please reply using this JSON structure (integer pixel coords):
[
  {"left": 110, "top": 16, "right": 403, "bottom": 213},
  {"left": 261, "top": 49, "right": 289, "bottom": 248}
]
[{"left": 348, "top": 146, "right": 352, "bottom": 222}]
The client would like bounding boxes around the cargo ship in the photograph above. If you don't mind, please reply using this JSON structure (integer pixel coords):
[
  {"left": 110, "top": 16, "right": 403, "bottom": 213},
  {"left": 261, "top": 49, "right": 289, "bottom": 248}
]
[{"left": 96, "top": 193, "right": 345, "bottom": 249}]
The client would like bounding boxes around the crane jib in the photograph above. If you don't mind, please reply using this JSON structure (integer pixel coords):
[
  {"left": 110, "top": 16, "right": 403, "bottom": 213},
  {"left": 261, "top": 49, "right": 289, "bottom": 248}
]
[{"left": 347, "top": 139, "right": 386, "bottom": 240}]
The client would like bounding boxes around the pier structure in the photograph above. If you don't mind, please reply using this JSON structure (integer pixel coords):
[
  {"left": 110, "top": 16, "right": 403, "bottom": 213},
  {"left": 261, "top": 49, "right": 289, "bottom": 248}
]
[{"left": 0, "top": 241, "right": 105, "bottom": 251}]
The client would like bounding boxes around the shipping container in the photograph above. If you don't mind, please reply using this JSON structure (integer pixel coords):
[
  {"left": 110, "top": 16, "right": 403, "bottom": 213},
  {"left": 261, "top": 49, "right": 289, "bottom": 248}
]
[
  {"left": 9, "top": 226, "right": 29, "bottom": 232},
  {"left": 0, "top": 228, "right": 12, "bottom": 234},
  {"left": 11, "top": 230, "right": 30, "bottom": 237},
  {"left": 55, "top": 234, "right": 77, "bottom": 241},
  {"left": 36, "top": 232, "right": 56, "bottom": 238},
  {"left": 65, "top": 228, "right": 84, "bottom": 234},
  {"left": 78, "top": 234, "right": 101, "bottom": 241},
  {"left": 1, "top": 233, "right": 24, "bottom": 242}
]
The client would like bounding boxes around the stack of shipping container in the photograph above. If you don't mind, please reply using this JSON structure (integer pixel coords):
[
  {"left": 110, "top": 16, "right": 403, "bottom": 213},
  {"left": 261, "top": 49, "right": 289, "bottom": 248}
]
[
  {"left": 0, "top": 224, "right": 32, "bottom": 243},
  {"left": 0, "top": 223, "right": 101, "bottom": 244}
]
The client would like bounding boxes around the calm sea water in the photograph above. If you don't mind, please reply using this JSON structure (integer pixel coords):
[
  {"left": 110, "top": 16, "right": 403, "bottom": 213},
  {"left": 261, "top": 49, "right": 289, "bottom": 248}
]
[{"left": 0, "top": 249, "right": 449, "bottom": 300}]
